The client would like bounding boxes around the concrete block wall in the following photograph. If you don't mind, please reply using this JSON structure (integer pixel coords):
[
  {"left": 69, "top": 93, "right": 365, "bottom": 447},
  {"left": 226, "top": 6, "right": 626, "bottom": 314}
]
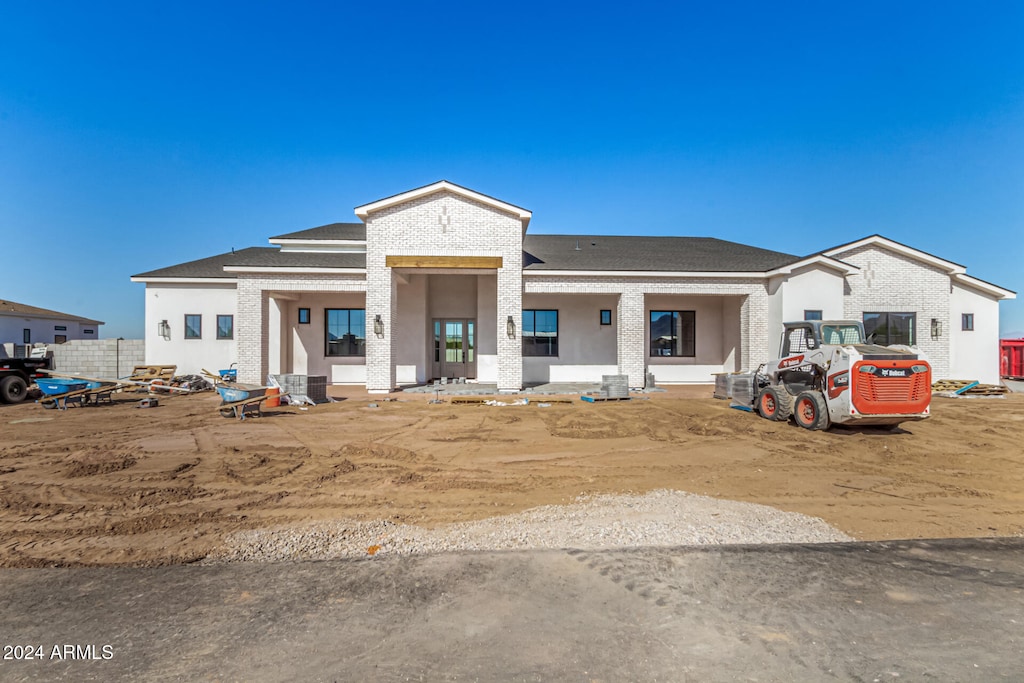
[
  {"left": 833, "top": 244, "right": 952, "bottom": 379},
  {"left": 365, "top": 190, "right": 524, "bottom": 391},
  {"left": 46, "top": 339, "right": 145, "bottom": 379}
]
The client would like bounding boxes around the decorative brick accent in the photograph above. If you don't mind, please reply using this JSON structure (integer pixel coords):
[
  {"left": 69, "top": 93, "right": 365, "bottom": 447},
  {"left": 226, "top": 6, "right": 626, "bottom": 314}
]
[
  {"left": 832, "top": 245, "right": 952, "bottom": 378},
  {"left": 365, "top": 190, "right": 523, "bottom": 391},
  {"left": 236, "top": 274, "right": 366, "bottom": 384},
  {"left": 527, "top": 276, "right": 771, "bottom": 384}
]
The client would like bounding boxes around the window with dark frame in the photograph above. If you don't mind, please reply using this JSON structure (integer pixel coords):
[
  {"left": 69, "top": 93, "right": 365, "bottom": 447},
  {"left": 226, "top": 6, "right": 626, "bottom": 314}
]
[
  {"left": 83, "top": 329, "right": 94, "bottom": 334},
  {"left": 962, "top": 313, "right": 974, "bottom": 331},
  {"left": 804, "top": 310, "right": 823, "bottom": 321},
  {"left": 649, "top": 311, "right": 696, "bottom": 357},
  {"left": 298, "top": 308, "right": 310, "bottom": 324},
  {"left": 216, "top": 315, "right": 234, "bottom": 340},
  {"left": 863, "top": 312, "right": 916, "bottom": 346},
  {"left": 325, "top": 308, "right": 366, "bottom": 356},
  {"left": 600, "top": 309, "right": 612, "bottom": 325},
  {"left": 184, "top": 314, "right": 202, "bottom": 339},
  {"left": 22, "top": 329, "right": 30, "bottom": 344},
  {"left": 522, "top": 310, "right": 558, "bottom": 356},
  {"left": 54, "top": 325, "right": 67, "bottom": 331}
]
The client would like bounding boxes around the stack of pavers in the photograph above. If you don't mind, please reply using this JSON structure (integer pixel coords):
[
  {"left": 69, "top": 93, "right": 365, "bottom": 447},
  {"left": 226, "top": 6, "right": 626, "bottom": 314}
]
[
  {"left": 272, "top": 374, "right": 329, "bottom": 403},
  {"left": 600, "top": 374, "right": 630, "bottom": 399}
]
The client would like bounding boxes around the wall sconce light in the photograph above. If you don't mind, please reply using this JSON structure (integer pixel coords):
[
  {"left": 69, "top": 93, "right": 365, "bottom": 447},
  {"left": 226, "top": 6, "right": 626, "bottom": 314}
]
[
  {"left": 506, "top": 315, "right": 516, "bottom": 339},
  {"left": 157, "top": 319, "right": 170, "bottom": 340},
  {"left": 930, "top": 318, "right": 942, "bottom": 340},
  {"left": 374, "top": 314, "right": 384, "bottom": 337}
]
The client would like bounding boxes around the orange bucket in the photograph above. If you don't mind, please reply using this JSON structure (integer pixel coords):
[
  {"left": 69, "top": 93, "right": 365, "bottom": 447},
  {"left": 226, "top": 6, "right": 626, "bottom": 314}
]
[{"left": 264, "top": 387, "right": 281, "bottom": 407}]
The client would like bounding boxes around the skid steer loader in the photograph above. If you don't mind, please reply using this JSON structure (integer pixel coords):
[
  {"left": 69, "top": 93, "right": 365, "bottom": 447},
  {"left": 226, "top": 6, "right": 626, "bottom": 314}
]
[{"left": 751, "top": 320, "right": 931, "bottom": 430}]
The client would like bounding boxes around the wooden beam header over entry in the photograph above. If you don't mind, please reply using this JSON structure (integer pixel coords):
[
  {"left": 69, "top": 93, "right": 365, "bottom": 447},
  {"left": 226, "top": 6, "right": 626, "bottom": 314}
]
[{"left": 385, "top": 256, "right": 503, "bottom": 269}]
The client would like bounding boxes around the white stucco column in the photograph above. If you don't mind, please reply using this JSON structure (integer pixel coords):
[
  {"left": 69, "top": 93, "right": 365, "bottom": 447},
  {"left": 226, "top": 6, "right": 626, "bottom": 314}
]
[{"left": 617, "top": 290, "right": 646, "bottom": 387}]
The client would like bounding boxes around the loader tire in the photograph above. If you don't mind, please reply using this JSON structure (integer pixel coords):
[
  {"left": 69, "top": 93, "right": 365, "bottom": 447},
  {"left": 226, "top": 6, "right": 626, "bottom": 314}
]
[
  {"left": 757, "top": 386, "right": 793, "bottom": 422},
  {"left": 793, "top": 390, "right": 830, "bottom": 431},
  {"left": 0, "top": 376, "right": 28, "bottom": 404}
]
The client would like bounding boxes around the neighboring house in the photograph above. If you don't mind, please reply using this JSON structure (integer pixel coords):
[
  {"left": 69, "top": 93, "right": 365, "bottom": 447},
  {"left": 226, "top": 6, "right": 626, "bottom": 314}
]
[
  {"left": 0, "top": 299, "right": 103, "bottom": 355},
  {"left": 130, "top": 181, "right": 1015, "bottom": 389}
]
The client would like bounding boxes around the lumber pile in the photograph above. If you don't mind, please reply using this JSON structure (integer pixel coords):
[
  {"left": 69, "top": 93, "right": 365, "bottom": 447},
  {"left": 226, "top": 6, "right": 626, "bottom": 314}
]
[{"left": 932, "top": 380, "right": 1009, "bottom": 396}]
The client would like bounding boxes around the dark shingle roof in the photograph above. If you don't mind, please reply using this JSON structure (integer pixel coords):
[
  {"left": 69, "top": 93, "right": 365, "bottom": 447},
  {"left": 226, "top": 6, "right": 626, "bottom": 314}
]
[
  {"left": 0, "top": 300, "right": 103, "bottom": 324},
  {"left": 522, "top": 235, "right": 800, "bottom": 272},
  {"left": 132, "top": 248, "right": 366, "bottom": 279},
  {"left": 270, "top": 222, "right": 366, "bottom": 241}
]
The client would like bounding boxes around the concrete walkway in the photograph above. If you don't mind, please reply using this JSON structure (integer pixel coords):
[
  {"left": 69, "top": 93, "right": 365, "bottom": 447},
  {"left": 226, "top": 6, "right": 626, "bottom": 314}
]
[{"left": 2, "top": 538, "right": 1022, "bottom": 681}]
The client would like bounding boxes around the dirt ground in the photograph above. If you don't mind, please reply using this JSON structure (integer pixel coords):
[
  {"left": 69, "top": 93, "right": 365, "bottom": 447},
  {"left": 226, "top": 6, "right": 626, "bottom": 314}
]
[{"left": 1, "top": 385, "right": 1022, "bottom": 568}]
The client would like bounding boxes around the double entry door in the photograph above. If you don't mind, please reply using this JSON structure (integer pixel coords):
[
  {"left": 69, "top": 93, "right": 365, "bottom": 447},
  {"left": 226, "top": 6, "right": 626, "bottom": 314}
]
[{"left": 433, "top": 319, "right": 475, "bottom": 380}]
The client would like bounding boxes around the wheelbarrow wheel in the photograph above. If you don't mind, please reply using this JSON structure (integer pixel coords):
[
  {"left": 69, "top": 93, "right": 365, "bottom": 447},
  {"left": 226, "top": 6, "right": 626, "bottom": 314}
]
[
  {"left": 219, "top": 408, "right": 235, "bottom": 418},
  {"left": 42, "top": 401, "right": 57, "bottom": 410}
]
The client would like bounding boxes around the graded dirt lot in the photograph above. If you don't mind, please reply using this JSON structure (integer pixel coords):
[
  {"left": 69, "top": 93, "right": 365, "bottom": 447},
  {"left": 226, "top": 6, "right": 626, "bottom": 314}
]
[{"left": 1, "top": 387, "right": 1022, "bottom": 567}]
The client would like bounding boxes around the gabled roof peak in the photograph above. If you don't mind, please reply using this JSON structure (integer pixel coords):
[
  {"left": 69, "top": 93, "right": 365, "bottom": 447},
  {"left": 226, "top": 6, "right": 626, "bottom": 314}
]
[{"left": 354, "top": 180, "right": 532, "bottom": 229}]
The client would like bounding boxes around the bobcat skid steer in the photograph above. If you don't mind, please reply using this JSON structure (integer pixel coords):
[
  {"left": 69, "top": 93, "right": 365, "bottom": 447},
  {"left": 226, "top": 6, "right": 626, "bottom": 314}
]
[{"left": 752, "top": 320, "right": 931, "bottom": 431}]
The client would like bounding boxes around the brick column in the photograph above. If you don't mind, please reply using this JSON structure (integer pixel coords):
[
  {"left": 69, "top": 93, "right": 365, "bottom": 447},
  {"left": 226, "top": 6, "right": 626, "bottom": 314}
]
[
  {"left": 236, "top": 279, "right": 269, "bottom": 384},
  {"left": 366, "top": 267, "right": 396, "bottom": 393},
  {"left": 617, "top": 290, "right": 645, "bottom": 387},
  {"left": 497, "top": 265, "right": 522, "bottom": 392},
  {"left": 740, "top": 287, "right": 770, "bottom": 372}
]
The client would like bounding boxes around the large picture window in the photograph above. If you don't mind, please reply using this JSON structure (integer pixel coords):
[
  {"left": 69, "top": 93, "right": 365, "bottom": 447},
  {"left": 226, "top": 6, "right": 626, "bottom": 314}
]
[
  {"left": 650, "top": 311, "right": 695, "bottom": 357},
  {"left": 523, "top": 310, "right": 558, "bottom": 356},
  {"left": 325, "top": 308, "right": 366, "bottom": 356},
  {"left": 863, "top": 312, "right": 916, "bottom": 346}
]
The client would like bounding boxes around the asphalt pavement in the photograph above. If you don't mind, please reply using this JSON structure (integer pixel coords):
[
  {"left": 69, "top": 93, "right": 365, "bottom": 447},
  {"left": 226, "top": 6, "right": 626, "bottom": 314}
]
[{"left": 2, "top": 538, "right": 1022, "bottom": 681}]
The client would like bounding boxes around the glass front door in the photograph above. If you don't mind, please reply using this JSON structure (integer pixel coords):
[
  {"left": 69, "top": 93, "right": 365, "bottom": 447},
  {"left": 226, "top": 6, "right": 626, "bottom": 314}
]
[{"left": 433, "top": 319, "right": 475, "bottom": 379}]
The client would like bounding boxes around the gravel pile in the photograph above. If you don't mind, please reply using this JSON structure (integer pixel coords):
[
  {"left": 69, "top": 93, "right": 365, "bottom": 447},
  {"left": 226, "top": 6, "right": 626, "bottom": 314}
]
[{"left": 206, "top": 490, "right": 853, "bottom": 563}]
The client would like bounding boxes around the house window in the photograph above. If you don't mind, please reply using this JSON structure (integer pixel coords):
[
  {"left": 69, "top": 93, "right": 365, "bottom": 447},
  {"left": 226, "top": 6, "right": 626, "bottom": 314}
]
[
  {"left": 523, "top": 310, "right": 558, "bottom": 356},
  {"left": 54, "top": 335, "right": 67, "bottom": 344},
  {"left": 184, "top": 314, "right": 202, "bottom": 339},
  {"left": 54, "top": 325, "right": 67, "bottom": 331},
  {"left": 217, "top": 315, "right": 234, "bottom": 340},
  {"left": 22, "top": 329, "right": 30, "bottom": 344},
  {"left": 325, "top": 308, "right": 365, "bottom": 356},
  {"left": 962, "top": 313, "right": 974, "bottom": 331},
  {"left": 600, "top": 309, "right": 612, "bottom": 325},
  {"left": 83, "top": 329, "right": 95, "bottom": 334},
  {"left": 804, "top": 310, "right": 823, "bottom": 321},
  {"left": 650, "top": 311, "right": 696, "bottom": 357},
  {"left": 298, "top": 308, "right": 310, "bottom": 324},
  {"left": 863, "top": 312, "right": 916, "bottom": 346}
]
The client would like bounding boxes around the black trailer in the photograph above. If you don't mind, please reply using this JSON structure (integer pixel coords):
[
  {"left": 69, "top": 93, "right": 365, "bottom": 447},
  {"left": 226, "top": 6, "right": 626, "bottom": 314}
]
[{"left": 0, "top": 357, "right": 51, "bottom": 403}]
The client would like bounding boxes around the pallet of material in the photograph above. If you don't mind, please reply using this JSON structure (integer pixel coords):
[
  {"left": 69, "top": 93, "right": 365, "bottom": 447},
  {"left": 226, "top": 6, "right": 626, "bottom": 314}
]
[
  {"left": 932, "top": 380, "right": 1009, "bottom": 397},
  {"left": 130, "top": 365, "right": 177, "bottom": 382},
  {"left": 580, "top": 395, "right": 631, "bottom": 402}
]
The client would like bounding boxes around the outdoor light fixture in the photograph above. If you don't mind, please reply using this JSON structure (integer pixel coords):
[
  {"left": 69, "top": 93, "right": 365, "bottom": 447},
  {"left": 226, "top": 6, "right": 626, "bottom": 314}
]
[
  {"left": 931, "top": 318, "right": 942, "bottom": 340},
  {"left": 157, "top": 319, "right": 170, "bottom": 340},
  {"left": 506, "top": 315, "right": 516, "bottom": 338},
  {"left": 374, "top": 314, "right": 384, "bottom": 337}
]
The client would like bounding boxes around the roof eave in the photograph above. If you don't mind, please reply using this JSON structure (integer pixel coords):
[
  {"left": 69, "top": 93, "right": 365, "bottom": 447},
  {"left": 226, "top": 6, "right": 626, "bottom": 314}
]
[{"left": 951, "top": 273, "right": 1016, "bottom": 300}]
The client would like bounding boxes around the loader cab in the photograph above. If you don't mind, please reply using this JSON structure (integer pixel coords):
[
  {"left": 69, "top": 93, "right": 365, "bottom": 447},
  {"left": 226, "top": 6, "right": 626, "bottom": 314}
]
[
  {"left": 779, "top": 320, "right": 865, "bottom": 356},
  {"left": 780, "top": 323, "right": 818, "bottom": 357}
]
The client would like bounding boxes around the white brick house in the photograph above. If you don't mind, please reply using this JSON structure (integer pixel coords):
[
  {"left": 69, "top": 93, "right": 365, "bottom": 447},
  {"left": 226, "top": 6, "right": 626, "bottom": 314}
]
[{"left": 131, "top": 181, "right": 1015, "bottom": 389}]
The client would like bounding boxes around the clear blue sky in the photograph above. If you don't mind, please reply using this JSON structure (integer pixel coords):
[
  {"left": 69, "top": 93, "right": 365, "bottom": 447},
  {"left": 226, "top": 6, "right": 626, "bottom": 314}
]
[{"left": 2, "top": 1, "right": 1022, "bottom": 338}]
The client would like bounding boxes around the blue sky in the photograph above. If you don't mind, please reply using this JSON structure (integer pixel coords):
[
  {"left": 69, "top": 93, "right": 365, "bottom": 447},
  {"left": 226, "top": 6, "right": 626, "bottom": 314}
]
[{"left": 2, "top": 1, "right": 1022, "bottom": 338}]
